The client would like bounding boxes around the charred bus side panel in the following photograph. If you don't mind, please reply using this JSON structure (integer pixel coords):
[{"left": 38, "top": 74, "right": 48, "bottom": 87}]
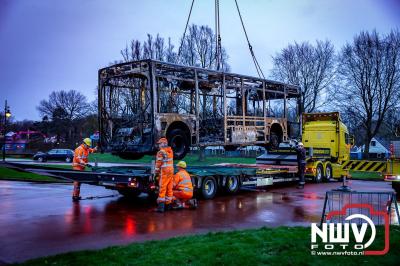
[{"left": 98, "top": 60, "right": 300, "bottom": 159}]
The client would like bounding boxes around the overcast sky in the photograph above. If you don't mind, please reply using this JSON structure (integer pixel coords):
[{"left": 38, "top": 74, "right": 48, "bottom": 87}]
[{"left": 0, "top": 0, "right": 399, "bottom": 120}]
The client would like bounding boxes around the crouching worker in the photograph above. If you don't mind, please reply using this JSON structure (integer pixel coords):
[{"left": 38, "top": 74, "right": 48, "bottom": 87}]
[
  {"left": 72, "top": 138, "right": 97, "bottom": 201},
  {"left": 172, "top": 161, "right": 198, "bottom": 210}
]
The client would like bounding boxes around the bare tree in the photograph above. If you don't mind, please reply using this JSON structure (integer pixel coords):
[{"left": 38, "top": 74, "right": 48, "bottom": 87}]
[
  {"left": 37, "top": 90, "right": 90, "bottom": 121},
  {"left": 120, "top": 24, "right": 230, "bottom": 71},
  {"left": 121, "top": 40, "right": 142, "bottom": 62},
  {"left": 165, "top": 37, "right": 177, "bottom": 63},
  {"left": 333, "top": 30, "right": 400, "bottom": 158},
  {"left": 271, "top": 40, "right": 336, "bottom": 112},
  {"left": 179, "top": 24, "right": 230, "bottom": 71}
]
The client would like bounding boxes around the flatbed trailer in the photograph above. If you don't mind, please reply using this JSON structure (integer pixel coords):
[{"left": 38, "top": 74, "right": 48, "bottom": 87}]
[{"left": 5, "top": 162, "right": 303, "bottom": 200}]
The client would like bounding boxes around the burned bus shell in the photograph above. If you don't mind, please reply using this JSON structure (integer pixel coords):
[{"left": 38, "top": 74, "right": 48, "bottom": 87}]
[{"left": 98, "top": 60, "right": 300, "bottom": 159}]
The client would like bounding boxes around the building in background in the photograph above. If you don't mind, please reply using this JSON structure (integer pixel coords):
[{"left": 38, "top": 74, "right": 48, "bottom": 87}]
[{"left": 350, "top": 138, "right": 389, "bottom": 159}]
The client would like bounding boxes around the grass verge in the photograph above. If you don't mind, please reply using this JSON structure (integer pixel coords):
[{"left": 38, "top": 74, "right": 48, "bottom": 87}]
[
  {"left": 19, "top": 226, "right": 399, "bottom": 265},
  {"left": 350, "top": 170, "right": 382, "bottom": 181},
  {"left": 0, "top": 166, "right": 59, "bottom": 182}
]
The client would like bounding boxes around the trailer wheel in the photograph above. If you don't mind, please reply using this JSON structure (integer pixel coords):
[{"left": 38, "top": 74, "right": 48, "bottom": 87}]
[
  {"left": 201, "top": 176, "right": 217, "bottom": 199},
  {"left": 225, "top": 176, "right": 240, "bottom": 194},
  {"left": 314, "top": 164, "right": 323, "bottom": 183},
  {"left": 117, "top": 189, "right": 141, "bottom": 198},
  {"left": 324, "top": 164, "right": 332, "bottom": 182},
  {"left": 147, "top": 191, "right": 159, "bottom": 202},
  {"left": 37, "top": 156, "right": 45, "bottom": 162},
  {"left": 168, "top": 128, "right": 189, "bottom": 160}
]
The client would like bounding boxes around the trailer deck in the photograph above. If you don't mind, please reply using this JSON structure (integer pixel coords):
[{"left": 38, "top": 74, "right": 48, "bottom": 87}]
[{"left": 5, "top": 162, "right": 301, "bottom": 200}]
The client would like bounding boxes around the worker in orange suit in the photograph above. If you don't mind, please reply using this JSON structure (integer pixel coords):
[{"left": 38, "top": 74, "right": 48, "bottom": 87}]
[
  {"left": 172, "top": 161, "right": 198, "bottom": 209},
  {"left": 154, "top": 137, "right": 174, "bottom": 212},
  {"left": 72, "top": 138, "right": 97, "bottom": 201}
]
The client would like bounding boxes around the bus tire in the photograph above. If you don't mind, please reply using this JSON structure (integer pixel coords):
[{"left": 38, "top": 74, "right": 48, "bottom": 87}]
[
  {"left": 168, "top": 128, "right": 189, "bottom": 160},
  {"left": 267, "top": 132, "right": 280, "bottom": 150}
]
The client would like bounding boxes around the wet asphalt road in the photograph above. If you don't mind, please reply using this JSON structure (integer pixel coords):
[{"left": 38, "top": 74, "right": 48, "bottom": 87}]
[{"left": 0, "top": 180, "right": 397, "bottom": 264}]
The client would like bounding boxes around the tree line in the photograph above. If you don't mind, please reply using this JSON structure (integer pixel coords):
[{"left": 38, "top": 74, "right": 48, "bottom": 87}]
[
  {"left": 3, "top": 24, "right": 399, "bottom": 157},
  {"left": 271, "top": 29, "right": 400, "bottom": 157}
]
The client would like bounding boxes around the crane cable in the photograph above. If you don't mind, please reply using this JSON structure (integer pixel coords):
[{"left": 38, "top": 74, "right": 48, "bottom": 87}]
[
  {"left": 234, "top": 0, "right": 266, "bottom": 79},
  {"left": 177, "top": 0, "right": 195, "bottom": 61},
  {"left": 215, "top": 0, "right": 222, "bottom": 70},
  {"left": 177, "top": 0, "right": 265, "bottom": 78}
]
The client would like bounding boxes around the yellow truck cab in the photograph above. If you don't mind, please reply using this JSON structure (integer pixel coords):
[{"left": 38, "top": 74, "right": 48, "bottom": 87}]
[{"left": 302, "top": 112, "right": 353, "bottom": 181}]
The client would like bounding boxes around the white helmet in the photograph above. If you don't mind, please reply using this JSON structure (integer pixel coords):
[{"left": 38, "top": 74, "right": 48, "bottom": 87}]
[{"left": 298, "top": 142, "right": 304, "bottom": 146}]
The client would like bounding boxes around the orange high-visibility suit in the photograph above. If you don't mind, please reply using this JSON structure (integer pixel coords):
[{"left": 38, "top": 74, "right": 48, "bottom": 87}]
[
  {"left": 173, "top": 169, "right": 193, "bottom": 201},
  {"left": 155, "top": 146, "right": 174, "bottom": 204},
  {"left": 73, "top": 144, "right": 96, "bottom": 171},
  {"left": 72, "top": 144, "right": 96, "bottom": 200}
]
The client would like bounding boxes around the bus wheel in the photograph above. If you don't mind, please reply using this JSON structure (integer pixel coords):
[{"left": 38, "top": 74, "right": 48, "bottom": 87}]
[
  {"left": 225, "top": 176, "right": 240, "bottom": 194},
  {"left": 324, "top": 164, "right": 333, "bottom": 182},
  {"left": 268, "top": 132, "right": 281, "bottom": 150},
  {"left": 314, "top": 164, "right": 323, "bottom": 183},
  {"left": 201, "top": 176, "right": 217, "bottom": 199},
  {"left": 168, "top": 129, "right": 189, "bottom": 160}
]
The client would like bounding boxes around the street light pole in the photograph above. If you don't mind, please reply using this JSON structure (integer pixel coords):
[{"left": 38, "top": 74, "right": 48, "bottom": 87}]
[{"left": 2, "top": 100, "right": 11, "bottom": 162}]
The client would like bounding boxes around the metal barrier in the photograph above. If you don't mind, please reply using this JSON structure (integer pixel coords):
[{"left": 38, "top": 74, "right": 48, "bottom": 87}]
[
  {"left": 341, "top": 160, "right": 387, "bottom": 172},
  {"left": 320, "top": 190, "right": 400, "bottom": 226}
]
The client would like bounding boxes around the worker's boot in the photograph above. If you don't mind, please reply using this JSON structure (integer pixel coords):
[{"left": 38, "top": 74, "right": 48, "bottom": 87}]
[
  {"left": 173, "top": 203, "right": 184, "bottom": 210},
  {"left": 171, "top": 199, "right": 182, "bottom": 210},
  {"left": 156, "top": 202, "right": 165, "bottom": 213},
  {"left": 165, "top": 203, "right": 172, "bottom": 211},
  {"left": 72, "top": 196, "right": 81, "bottom": 202},
  {"left": 187, "top": 199, "right": 198, "bottom": 209},
  {"left": 72, "top": 181, "right": 81, "bottom": 201}
]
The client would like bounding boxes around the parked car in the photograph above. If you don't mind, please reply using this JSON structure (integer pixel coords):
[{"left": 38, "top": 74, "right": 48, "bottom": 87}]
[{"left": 33, "top": 149, "right": 74, "bottom": 162}]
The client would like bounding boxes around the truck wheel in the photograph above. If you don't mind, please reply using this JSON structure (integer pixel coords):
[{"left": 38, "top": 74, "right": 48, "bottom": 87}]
[
  {"left": 314, "top": 164, "right": 323, "bottom": 183},
  {"left": 324, "top": 164, "right": 332, "bottom": 182},
  {"left": 168, "top": 129, "right": 189, "bottom": 160},
  {"left": 225, "top": 176, "right": 240, "bottom": 194},
  {"left": 38, "top": 156, "right": 46, "bottom": 162},
  {"left": 201, "top": 176, "right": 217, "bottom": 199},
  {"left": 65, "top": 157, "right": 72, "bottom": 163}
]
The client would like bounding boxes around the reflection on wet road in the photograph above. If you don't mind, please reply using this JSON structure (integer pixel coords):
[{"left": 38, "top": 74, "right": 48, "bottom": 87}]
[{"left": 0, "top": 180, "right": 396, "bottom": 263}]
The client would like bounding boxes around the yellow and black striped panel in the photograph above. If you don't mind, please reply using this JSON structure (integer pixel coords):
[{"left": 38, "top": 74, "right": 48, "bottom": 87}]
[{"left": 342, "top": 160, "right": 386, "bottom": 172}]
